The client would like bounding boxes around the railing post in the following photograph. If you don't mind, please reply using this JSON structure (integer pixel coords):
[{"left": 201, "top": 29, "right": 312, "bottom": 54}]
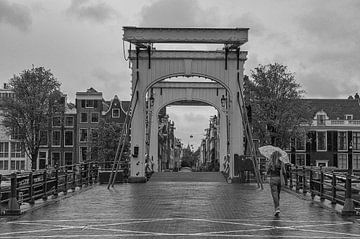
[
  {"left": 331, "top": 171, "right": 337, "bottom": 204},
  {"left": 309, "top": 168, "right": 315, "bottom": 199},
  {"left": 42, "top": 171, "right": 48, "bottom": 201},
  {"left": 5, "top": 173, "right": 20, "bottom": 215},
  {"left": 289, "top": 167, "right": 293, "bottom": 189},
  {"left": 295, "top": 165, "right": 299, "bottom": 192},
  {"left": 64, "top": 168, "right": 68, "bottom": 195},
  {"left": 302, "top": 166, "right": 307, "bottom": 195},
  {"left": 28, "top": 172, "right": 34, "bottom": 204},
  {"left": 342, "top": 172, "right": 355, "bottom": 216},
  {"left": 79, "top": 165, "right": 83, "bottom": 188},
  {"left": 0, "top": 174, "right": 2, "bottom": 202},
  {"left": 87, "top": 162, "right": 91, "bottom": 186},
  {"left": 53, "top": 167, "right": 59, "bottom": 198},
  {"left": 72, "top": 165, "right": 76, "bottom": 192},
  {"left": 320, "top": 168, "right": 325, "bottom": 201}
]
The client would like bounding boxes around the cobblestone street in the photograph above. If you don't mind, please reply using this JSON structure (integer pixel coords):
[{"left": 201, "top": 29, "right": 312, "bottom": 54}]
[{"left": 0, "top": 172, "right": 360, "bottom": 238}]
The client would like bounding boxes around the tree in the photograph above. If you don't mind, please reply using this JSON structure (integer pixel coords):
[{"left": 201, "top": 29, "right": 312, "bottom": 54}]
[
  {"left": 244, "top": 63, "right": 312, "bottom": 148},
  {"left": 1, "top": 66, "right": 64, "bottom": 170},
  {"left": 90, "top": 119, "right": 129, "bottom": 168}
]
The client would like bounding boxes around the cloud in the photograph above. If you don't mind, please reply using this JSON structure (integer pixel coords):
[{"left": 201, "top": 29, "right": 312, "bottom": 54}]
[
  {"left": 0, "top": 0, "right": 32, "bottom": 31},
  {"left": 67, "top": 0, "right": 118, "bottom": 23},
  {"left": 139, "top": 0, "right": 219, "bottom": 27},
  {"left": 228, "top": 13, "right": 265, "bottom": 37},
  {"left": 90, "top": 68, "right": 131, "bottom": 100},
  {"left": 293, "top": 1, "right": 360, "bottom": 98}
]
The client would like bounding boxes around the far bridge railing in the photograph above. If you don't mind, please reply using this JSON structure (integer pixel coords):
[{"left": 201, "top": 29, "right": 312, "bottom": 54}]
[
  {"left": 285, "top": 166, "right": 360, "bottom": 216},
  {"left": 0, "top": 162, "right": 99, "bottom": 216}
]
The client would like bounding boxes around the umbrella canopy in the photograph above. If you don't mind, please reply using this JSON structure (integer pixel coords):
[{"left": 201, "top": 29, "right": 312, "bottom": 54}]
[{"left": 258, "top": 145, "right": 290, "bottom": 164}]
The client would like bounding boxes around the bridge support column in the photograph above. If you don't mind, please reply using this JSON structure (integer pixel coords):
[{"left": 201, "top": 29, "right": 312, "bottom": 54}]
[
  {"left": 129, "top": 76, "right": 147, "bottom": 183},
  {"left": 227, "top": 62, "right": 245, "bottom": 182},
  {"left": 149, "top": 102, "right": 159, "bottom": 172},
  {"left": 219, "top": 111, "right": 228, "bottom": 172}
]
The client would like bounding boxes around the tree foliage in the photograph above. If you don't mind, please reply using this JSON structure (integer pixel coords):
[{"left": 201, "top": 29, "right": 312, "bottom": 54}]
[
  {"left": 90, "top": 119, "right": 129, "bottom": 165},
  {"left": 245, "top": 63, "right": 312, "bottom": 148},
  {"left": 1, "top": 66, "right": 64, "bottom": 170}
]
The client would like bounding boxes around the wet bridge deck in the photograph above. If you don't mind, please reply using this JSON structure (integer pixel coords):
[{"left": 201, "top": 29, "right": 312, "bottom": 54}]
[{"left": 0, "top": 172, "right": 359, "bottom": 238}]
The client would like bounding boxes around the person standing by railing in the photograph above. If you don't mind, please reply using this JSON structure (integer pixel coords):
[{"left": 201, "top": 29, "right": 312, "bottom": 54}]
[{"left": 266, "top": 151, "right": 286, "bottom": 216}]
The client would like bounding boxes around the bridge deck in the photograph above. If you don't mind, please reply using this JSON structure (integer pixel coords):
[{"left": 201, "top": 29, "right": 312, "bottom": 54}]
[{"left": 0, "top": 172, "right": 360, "bottom": 238}]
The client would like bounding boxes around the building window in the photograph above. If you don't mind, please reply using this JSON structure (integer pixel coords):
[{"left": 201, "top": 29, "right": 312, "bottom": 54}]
[
  {"left": 295, "top": 154, "right": 305, "bottom": 166},
  {"left": 11, "top": 160, "right": 25, "bottom": 170},
  {"left": 345, "top": 114, "right": 353, "bottom": 120},
  {"left": 80, "top": 113, "right": 88, "bottom": 123},
  {"left": 112, "top": 108, "right": 120, "bottom": 118},
  {"left": 353, "top": 132, "right": 360, "bottom": 151},
  {"left": 295, "top": 136, "right": 306, "bottom": 151},
  {"left": 39, "top": 151, "right": 47, "bottom": 169},
  {"left": 316, "top": 131, "right": 327, "bottom": 151},
  {"left": 0, "top": 142, "right": 9, "bottom": 158},
  {"left": 79, "top": 129, "right": 88, "bottom": 142},
  {"left": 64, "top": 152, "right": 73, "bottom": 165},
  {"left": 52, "top": 116, "right": 61, "bottom": 127},
  {"left": 86, "top": 100, "right": 95, "bottom": 108},
  {"left": 10, "top": 142, "right": 25, "bottom": 158},
  {"left": 317, "top": 114, "right": 326, "bottom": 126},
  {"left": 338, "top": 131, "right": 348, "bottom": 151},
  {"left": 39, "top": 130, "right": 48, "bottom": 146},
  {"left": 11, "top": 127, "right": 22, "bottom": 140},
  {"left": 91, "top": 112, "right": 99, "bottom": 123},
  {"left": 52, "top": 130, "right": 61, "bottom": 146},
  {"left": 338, "top": 153, "right": 348, "bottom": 169},
  {"left": 80, "top": 147, "right": 87, "bottom": 162},
  {"left": 65, "top": 116, "right": 74, "bottom": 127},
  {"left": 52, "top": 152, "right": 60, "bottom": 166},
  {"left": 91, "top": 128, "right": 98, "bottom": 140},
  {"left": 353, "top": 154, "right": 360, "bottom": 169},
  {"left": 0, "top": 160, "right": 9, "bottom": 170},
  {"left": 64, "top": 130, "right": 74, "bottom": 146}
]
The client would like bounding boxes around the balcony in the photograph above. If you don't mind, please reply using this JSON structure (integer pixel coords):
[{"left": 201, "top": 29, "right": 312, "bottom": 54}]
[{"left": 313, "top": 119, "right": 360, "bottom": 126}]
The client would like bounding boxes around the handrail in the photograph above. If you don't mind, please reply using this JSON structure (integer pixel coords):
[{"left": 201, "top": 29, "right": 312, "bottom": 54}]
[
  {"left": 0, "top": 161, "right": 99, "bottom": 216},
  {"left": 285, "top": 166, "right": 359, "bottom": 216}
]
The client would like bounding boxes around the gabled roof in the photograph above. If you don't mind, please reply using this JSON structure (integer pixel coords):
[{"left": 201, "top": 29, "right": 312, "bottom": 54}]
[
  {"left": 303, "top": 99, "right": 360, "bottom": 120},
  {"left": 121, "top": 101, "right": 130, "bottom": 113}
]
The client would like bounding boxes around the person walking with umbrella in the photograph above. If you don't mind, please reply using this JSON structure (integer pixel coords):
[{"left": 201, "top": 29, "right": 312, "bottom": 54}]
[{"left": 266, "top": 150, "right": 287, "bottom": 216}]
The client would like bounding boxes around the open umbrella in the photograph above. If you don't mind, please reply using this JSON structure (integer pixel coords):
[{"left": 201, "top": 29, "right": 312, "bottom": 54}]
[{"left": 258, "top": 145, "right": 290, "bottom": 164}]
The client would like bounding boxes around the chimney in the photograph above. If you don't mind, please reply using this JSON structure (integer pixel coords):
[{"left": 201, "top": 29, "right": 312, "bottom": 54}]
[{"left": 3, "top": 83, "right": 7, "bottom": 89}]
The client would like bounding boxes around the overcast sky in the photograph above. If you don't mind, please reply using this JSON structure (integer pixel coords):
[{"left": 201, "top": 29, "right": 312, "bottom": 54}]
[{"left": 1, "top": 0, "right": 359, "bottom": 148}]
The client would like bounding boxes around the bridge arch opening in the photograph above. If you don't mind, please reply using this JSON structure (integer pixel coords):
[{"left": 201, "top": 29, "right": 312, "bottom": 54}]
[{"left": 156, "top": 102, "right": 220, "bottom": 173}]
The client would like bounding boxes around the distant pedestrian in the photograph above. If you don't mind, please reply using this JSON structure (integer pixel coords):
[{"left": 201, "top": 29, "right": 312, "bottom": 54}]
[{"left": 266, "top": 151, "right": 286, "bottom": 216}]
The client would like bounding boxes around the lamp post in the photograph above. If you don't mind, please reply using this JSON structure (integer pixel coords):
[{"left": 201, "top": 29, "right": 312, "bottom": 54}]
[{"left": 342, "top": 140, "right": 355, "bottom": 215}]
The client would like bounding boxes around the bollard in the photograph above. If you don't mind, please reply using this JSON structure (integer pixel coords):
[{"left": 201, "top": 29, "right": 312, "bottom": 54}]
[
  {"left": 28, "top": 172, "right": 34, "bottom": 204},
  {"left": 42, "top": 171, "right": 48, "bottom": 201},
  {"left": 331, "top": 172, "right": 337, "bottom": 204},
  {"left": 5, "top": 173, "right": 21, "bottom": 215},
  {"left": 342, "top": 172, "right": 355, "bottom": 216}
]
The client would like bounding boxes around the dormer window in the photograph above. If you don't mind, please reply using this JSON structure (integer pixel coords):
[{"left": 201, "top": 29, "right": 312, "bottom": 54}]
[
  {"left": 345, "top": 114, "right": 353, "bottom": 120},
  {"left": 315, "top": 110, "right": 328, "bottom": 126}
]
